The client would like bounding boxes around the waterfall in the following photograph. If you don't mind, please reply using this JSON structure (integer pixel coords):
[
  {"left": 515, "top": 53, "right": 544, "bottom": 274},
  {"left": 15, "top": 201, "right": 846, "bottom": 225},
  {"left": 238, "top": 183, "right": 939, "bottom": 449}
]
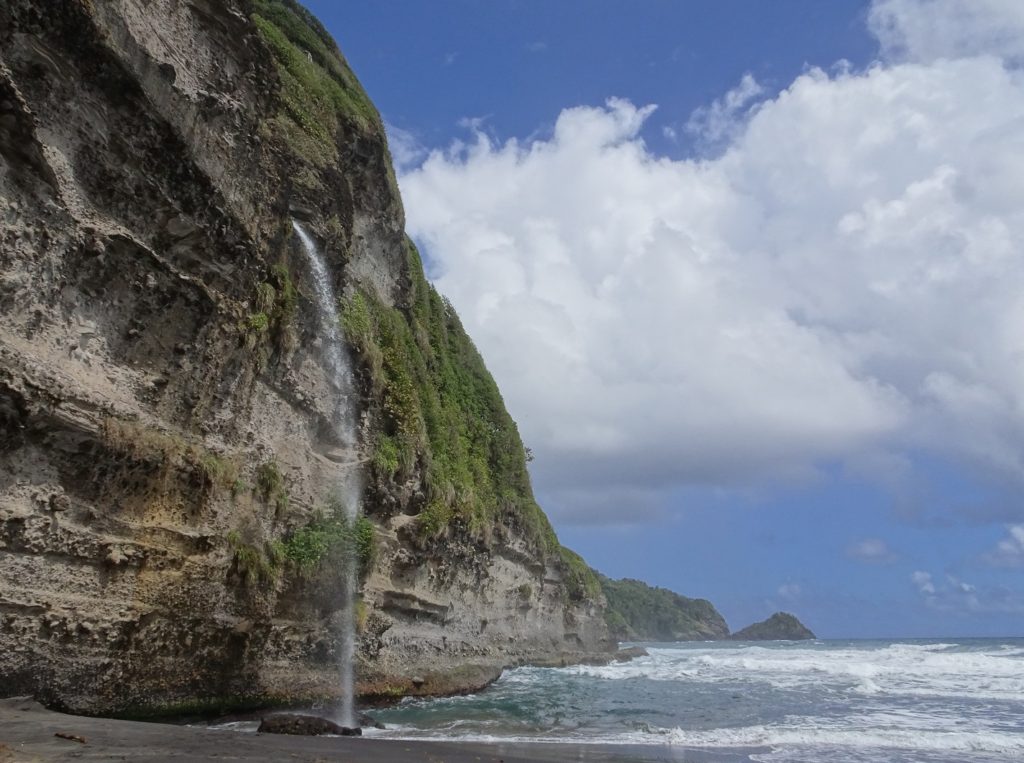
[{"left": 291, "top": 220, "right": 360, "bottom": 729}]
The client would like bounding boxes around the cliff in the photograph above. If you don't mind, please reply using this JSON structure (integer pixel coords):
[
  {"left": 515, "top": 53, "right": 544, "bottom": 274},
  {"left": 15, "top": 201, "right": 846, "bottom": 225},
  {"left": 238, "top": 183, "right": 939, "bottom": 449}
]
[
  {"left": 599, "top": 576, "right": 729, "bottom": 641},
  {"left": 0, "top": 0, "right": 611, "bottom": 716},
  {"left": 729, "top": 612, "right": 815, "bottom": 641}
]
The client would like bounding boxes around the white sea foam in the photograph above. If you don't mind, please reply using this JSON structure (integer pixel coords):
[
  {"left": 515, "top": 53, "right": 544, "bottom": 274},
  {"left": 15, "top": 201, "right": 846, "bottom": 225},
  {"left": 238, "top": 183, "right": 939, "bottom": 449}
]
[
  {"left": 371, "top": 722, "right": 1024, "bottom": 756},
  {"left": 662, "top": 721, "right": 1024, "bottom": 754},
  {"left": 568, "top": 642, "right": 1024, "bottom": 702}
]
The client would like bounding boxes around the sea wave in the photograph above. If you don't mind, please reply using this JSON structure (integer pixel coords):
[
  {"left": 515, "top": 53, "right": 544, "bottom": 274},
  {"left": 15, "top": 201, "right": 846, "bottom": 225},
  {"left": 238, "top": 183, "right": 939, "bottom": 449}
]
[
  {"left": 368, "top": 720, "right": 1024, "bottom": 757},
  {"left": 333, "top": 639, "right": 1024, "bottom": 761},
  {"left": 565, "top": 641, "right": 1024, "bottom": 701},
  {"left": 661, "top": 722, "right": 1024, "bottom": 754}
]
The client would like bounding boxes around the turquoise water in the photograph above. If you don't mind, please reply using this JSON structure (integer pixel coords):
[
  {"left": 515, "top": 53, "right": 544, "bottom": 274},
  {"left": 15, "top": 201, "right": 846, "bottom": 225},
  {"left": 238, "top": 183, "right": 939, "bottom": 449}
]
[{"left": 366, "top": 639, "right": 1024, "bottom": 762}]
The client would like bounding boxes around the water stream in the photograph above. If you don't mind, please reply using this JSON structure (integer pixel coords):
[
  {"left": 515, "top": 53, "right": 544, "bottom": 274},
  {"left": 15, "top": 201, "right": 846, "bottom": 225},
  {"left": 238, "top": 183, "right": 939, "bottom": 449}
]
[{"left": 291, "top": 220, "right": 361, "bottom": 729}]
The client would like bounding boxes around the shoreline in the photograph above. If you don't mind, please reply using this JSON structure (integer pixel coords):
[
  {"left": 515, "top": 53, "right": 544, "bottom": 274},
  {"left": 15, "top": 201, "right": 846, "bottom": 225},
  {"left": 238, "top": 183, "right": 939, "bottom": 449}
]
[{"left": 0, "top": 697, "right": 760, "bottom": 763}]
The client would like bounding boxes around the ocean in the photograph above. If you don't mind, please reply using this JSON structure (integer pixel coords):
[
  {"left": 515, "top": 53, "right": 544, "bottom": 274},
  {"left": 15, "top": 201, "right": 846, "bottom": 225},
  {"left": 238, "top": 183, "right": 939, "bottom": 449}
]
[{"left": 365, "top": 639, "right": 1024, "bottom": 762}]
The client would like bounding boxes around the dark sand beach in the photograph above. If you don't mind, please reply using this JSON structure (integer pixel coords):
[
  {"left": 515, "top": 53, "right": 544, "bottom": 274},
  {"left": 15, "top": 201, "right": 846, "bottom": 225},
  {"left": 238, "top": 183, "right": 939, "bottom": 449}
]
[{"left": 0, "top": 698, "right": 758, "bottom": 763}]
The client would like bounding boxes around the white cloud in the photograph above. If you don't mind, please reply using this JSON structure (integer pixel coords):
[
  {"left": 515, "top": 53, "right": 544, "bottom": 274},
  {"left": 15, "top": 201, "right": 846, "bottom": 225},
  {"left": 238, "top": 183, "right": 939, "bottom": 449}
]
[
  {"left": 911, "top": 570, "right": 936, "bottom": 595},
  {"left": 385, "top": 124, "right": 426, "bottom": 173},
  {"left": 870, "top": 0, "right": 1024, "bottom": 64},
  {"left": 398, "top": 2, "right": 1024, "bottom": 523},
  {"left": 686, "top": 73, "right": 764, "bottom": 148},
  {"left": 983, "top": 524, "right": 1024, "bottom": 567},
  {"left": 847, "top": 538, "right": 899, "bottom": 564}
]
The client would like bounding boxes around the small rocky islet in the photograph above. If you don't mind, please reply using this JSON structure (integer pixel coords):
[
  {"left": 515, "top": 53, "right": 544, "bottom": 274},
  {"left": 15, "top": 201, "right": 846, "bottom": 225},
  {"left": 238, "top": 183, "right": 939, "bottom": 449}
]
[{"left": 729, "top": 612, "right": 816, "bottom": 641}]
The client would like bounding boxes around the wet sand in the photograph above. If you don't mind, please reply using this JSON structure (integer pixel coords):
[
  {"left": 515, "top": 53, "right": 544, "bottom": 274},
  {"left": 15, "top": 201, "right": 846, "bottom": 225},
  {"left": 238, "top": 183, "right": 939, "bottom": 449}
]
[
  {"left": 0, "top": 696, "right": 761, "bottom": 761},
  {"left": 0, "top": 697, "right": 759, "bottom": 762}
]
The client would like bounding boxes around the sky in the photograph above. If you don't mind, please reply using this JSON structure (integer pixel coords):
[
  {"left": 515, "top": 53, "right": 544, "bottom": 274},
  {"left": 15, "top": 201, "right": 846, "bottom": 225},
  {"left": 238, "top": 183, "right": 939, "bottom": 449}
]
[{"left": 305, "top": 0, "right": 1024, "bottom": 638}]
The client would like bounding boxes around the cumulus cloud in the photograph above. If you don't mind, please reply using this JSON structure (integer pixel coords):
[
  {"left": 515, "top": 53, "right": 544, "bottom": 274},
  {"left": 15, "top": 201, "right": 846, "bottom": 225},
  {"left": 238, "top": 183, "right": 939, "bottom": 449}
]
[
  {"left": 398, "top": 1, "right": 1024, "bottom": 523},
  {"left": 869, "top": 0, "right": 1024, "bottom": 63},
  {"left": 983, "top": 525, "right": 1024, "bottom": 567},
  {"left": 847, "top": 538, "right": 899, "bottom": 564}
]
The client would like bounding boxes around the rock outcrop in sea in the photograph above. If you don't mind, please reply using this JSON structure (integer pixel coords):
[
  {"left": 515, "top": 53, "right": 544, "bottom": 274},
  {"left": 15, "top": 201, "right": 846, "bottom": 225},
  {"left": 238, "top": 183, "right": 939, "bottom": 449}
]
[
  {"left": 0, "top": 0, "right": 612, "bottom": 716},
  {"left": 729, "top": 612, "right": 815, "bottom": 641}
]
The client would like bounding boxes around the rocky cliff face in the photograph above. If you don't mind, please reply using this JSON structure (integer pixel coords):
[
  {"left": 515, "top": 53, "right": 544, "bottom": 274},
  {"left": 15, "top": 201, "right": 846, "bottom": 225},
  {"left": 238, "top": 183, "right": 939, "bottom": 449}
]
[{"left": 0, "top": 0, "right": 611, "bottom": 716}]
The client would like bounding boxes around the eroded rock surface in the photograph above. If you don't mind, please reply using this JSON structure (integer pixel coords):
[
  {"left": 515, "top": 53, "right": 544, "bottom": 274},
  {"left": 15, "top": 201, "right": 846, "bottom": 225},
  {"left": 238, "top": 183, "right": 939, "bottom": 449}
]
[{"left": 0, "top": 0, "right": 611, "bottom": 715}]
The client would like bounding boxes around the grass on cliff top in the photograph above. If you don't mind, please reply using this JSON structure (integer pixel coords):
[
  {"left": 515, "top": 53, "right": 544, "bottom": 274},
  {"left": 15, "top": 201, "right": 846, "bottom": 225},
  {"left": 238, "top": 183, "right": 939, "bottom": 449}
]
[
  {"left": 251, "top": 0, "right": 382, "bottom": 168},
  {"left": 340, "top": 239, "right": 561, "bottom": 559},
  {"left": 559, "top": 547, "right": 602, "bottom": 603}
]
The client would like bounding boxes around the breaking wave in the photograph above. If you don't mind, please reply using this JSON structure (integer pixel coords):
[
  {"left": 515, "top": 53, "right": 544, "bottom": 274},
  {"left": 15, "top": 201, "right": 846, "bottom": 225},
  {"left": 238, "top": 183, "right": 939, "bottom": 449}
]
[{"left": 332, "top": 639, "right": 1024, "bottom": 762}]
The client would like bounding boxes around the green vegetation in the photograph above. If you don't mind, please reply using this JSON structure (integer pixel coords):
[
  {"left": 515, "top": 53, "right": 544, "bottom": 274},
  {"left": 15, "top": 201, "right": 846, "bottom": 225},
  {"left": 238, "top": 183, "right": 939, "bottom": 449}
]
[
  {"left": 102, "top": 417, "right": 189, "bottom": 465},
  {"left": 102, "top": 417, "right": 237, "bottom": 493},
  {"left": 559, "top": 547, "right": 602, "bottom": 602},
  {"left": 245, "top": 264, "right": 298, "bottom": 354},
  {"left": 599, "top": 575, "right": 729, "bottom": 641},
  {"left": 371, "top": 433, "right": 401, "bottom": 479},
  {"left": 246, "top": 312, "right": 269, "bottom": 332},
  {"left": 250, "top": 0, "right": 382, "bottom": 167},
  {"left": 255, "top": 460, "right": 283, "bottom": 497},
  {"left": 255, "top": 460, "right": 289, "bottom": 514},
  {"left": 267, "top": 264, "right": 298, "bottom": 323},
  {"left": 280, "top": 498, "right": 375, "bottom": 575},
  {"left": 340, "top": 239, "right": 558, "bottom": 555},
  {"left": 196, "top": 452, "right": 241, "bottom": 490},
  {"left": 227, "top": 530, "right": 284, "bottom": 586},
  {"left": 243, "top": 0, "right": 597, "bottom": 588},
  {"left": 415, "top": 500, "right": 454, "bottom": 541}
]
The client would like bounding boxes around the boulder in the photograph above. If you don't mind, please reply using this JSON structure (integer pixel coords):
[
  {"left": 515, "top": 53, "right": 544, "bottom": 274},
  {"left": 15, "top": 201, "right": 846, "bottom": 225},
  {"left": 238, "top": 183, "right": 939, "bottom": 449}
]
[
  {"left": 613, "top": 646, "right": 649, "bottom": 662},
  {"left": 257, "top": 713, "right": 360, "bottom": 736},
  {"left": 358, "top": 712, "right": 385, "bottom": 730}
]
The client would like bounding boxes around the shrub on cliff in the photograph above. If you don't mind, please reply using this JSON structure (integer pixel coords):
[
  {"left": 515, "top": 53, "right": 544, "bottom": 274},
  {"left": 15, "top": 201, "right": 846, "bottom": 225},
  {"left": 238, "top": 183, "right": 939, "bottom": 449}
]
[
  {"left": 281, "top": 500, "right": 376, "bottom": 576},
  {"left": 341, "top": 239, "right": 559, "bottom": 557}
]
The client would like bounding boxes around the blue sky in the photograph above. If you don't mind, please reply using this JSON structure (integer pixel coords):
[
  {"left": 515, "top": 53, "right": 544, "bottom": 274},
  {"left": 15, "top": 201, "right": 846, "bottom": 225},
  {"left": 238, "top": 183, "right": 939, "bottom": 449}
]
[{"left": 305, "top": 0, "right": 1024, "bottom": 638}]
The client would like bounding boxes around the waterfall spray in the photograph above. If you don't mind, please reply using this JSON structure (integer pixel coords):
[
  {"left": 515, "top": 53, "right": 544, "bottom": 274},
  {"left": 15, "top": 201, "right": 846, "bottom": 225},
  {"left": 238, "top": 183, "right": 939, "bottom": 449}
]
[{"left": 292, "top": 220, "right": 361, "bottom": 729}]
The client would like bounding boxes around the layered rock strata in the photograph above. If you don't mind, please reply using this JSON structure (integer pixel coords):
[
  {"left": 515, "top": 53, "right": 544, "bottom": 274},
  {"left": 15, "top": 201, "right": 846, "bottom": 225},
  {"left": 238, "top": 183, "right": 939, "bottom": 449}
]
[{"left": 0, "top": 0, "right": 611, "bottom": 715}]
